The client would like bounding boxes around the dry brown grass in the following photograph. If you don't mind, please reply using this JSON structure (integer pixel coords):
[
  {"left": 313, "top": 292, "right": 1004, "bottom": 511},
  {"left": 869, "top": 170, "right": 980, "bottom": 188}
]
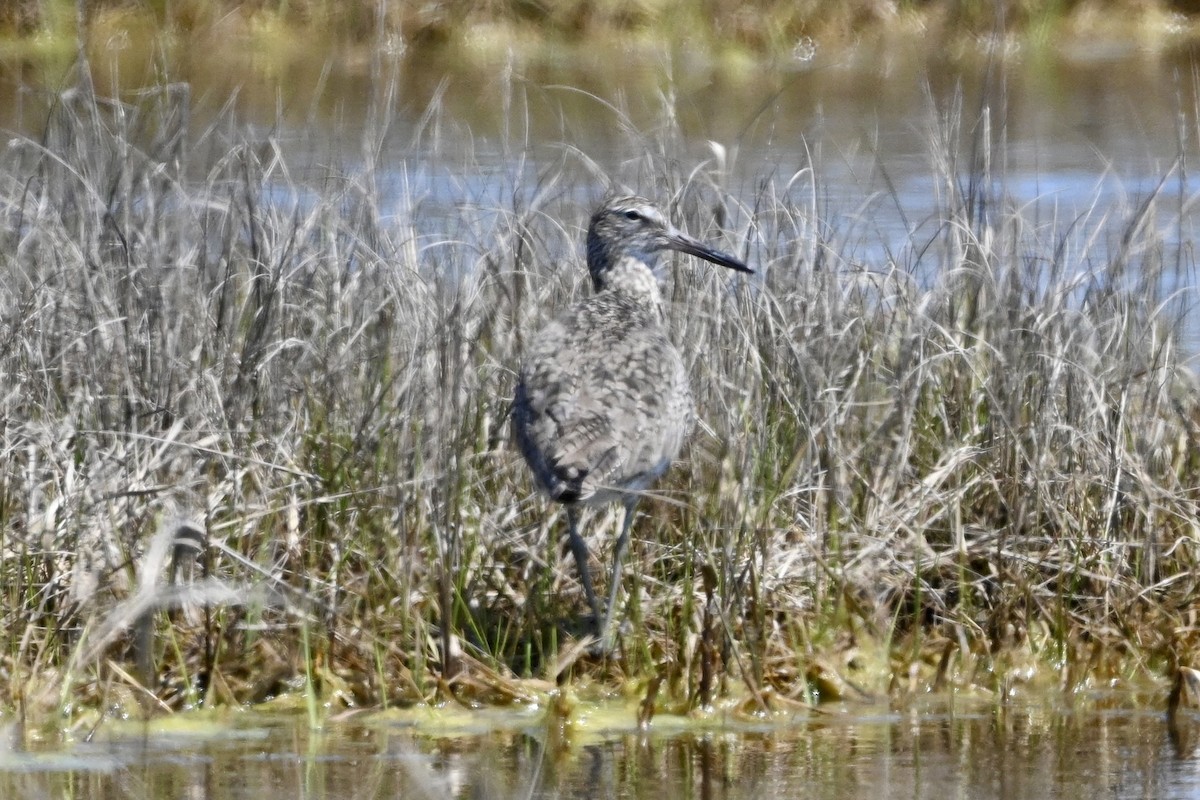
[
  {"left": 1, "top": 64, "right": 1199, "bottom": 725},
  {"left": 6, "top": 0, "right": 1200, "bottom": 62}
]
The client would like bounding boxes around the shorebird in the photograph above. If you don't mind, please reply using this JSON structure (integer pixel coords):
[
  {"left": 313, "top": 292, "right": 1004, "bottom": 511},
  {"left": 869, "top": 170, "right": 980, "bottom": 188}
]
[{"left": 513, "top": 194, "right": 751, "bottom": 651}]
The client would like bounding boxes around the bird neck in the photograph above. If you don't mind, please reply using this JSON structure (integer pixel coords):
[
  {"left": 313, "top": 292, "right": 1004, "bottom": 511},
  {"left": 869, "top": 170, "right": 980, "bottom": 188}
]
[{"left": 591, "top": 255, "right": 665, "bottom": 314}]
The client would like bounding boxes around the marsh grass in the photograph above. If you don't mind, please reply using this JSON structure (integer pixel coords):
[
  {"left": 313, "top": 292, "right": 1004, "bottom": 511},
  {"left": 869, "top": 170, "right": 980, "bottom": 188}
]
[
  {"left": 6, "top": 0, "right": 1196, "bottom": 60},
  {"left": 2, "top": 64, "right": 1199, "bottom": 726}
]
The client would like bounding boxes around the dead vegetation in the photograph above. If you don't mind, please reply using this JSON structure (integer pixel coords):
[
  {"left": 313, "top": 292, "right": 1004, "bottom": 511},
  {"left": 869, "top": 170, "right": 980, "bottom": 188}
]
[{"left": 1, "top": 66, "right": 1199, "bottom": 725}]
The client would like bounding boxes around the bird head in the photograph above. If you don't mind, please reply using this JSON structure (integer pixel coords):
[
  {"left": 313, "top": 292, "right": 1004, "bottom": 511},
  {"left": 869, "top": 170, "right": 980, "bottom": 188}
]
[{"left": 585, "top": 195, "right": 751, "bottom": 292}]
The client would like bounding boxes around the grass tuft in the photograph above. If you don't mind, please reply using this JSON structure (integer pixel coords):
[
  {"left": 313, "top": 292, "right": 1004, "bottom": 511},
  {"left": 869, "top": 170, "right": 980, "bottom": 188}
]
[{"left": 1, "top": 67, "right": 1199, "bottom": 722}]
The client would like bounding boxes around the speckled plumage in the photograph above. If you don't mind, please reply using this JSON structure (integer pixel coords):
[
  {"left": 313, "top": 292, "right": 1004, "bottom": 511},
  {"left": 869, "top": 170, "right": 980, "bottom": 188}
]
[{"left": 513, "top": 195, "right": 751, "bottom": 650}]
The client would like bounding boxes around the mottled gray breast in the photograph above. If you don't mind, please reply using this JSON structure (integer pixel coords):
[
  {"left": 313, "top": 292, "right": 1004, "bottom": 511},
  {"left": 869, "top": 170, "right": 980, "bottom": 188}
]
[{"left": 513, "top": 291, "right": 694, "bottom": 505}]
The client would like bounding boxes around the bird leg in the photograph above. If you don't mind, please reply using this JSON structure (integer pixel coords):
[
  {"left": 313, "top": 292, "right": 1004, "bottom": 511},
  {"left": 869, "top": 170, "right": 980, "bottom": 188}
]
[
  {"left": 597, "top": 496, "right": 637, "bottom": 652},
  {"left": 566, "top": 506, "right": 604, "bottom": 631}
]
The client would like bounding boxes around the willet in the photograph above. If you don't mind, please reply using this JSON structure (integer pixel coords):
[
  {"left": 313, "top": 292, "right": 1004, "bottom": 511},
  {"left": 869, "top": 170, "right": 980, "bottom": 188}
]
[{"left": 513, "top": 194, "right": 751, "bottom": 651}]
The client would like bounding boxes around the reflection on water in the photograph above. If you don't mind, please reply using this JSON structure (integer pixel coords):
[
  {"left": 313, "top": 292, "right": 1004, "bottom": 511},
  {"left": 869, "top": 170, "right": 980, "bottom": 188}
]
[
  {"left": 2, "top": 38, "right": 1199, "bottom": 334},
  {"left": 4, "top": 699, "right": 1200, "bottom": 799},
  {"left": 2, "top": 38, "right": 1196, "bottom": 204}
]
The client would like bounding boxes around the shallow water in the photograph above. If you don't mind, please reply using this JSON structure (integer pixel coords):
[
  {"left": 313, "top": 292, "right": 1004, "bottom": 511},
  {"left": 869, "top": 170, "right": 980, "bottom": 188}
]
[
  {"left": 2, "top": 37, "right": 1197, "bottom": 239},
  {"left": 3, "top": 37, "right": 1199, "bottom": 344},
  {"left": 4, "top": 696, "right": 1200, "bottom": 799}
]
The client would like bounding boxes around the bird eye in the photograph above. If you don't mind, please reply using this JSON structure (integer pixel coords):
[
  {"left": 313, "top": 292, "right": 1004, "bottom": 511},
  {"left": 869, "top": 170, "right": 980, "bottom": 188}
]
[{"left": 623, "top": 210, "right": 640, "bottom": 220}]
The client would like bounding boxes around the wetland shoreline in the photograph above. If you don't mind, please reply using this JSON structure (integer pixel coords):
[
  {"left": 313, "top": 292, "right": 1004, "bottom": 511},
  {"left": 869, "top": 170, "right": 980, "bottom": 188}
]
[{"left": 1, "top": 1, "right": 1199, "bottom": 733}]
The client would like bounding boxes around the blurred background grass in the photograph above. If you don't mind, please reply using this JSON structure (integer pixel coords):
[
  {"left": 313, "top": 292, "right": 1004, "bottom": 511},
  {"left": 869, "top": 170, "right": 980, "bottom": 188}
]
[{"left": 2, "top": 0, "right": 1199, "bottom": 61}]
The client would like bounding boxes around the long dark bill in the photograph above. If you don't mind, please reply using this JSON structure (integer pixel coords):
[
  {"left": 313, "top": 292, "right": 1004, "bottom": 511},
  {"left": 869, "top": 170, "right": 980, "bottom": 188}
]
[{"left": 667, "top": 229, "right": 753, "bottom": 274}]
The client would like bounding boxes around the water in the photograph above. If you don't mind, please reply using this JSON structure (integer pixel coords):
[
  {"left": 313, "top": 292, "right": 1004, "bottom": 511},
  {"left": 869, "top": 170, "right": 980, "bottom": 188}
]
[
  {"left": 4, "top": 697, "right": 1200, "bottom": 798},
  {"left": 3, "top": 37, "right": 1196, "bottom": 231},
  {"left": 4, "top": 37, "right": 1198, "bottom": 290}
]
